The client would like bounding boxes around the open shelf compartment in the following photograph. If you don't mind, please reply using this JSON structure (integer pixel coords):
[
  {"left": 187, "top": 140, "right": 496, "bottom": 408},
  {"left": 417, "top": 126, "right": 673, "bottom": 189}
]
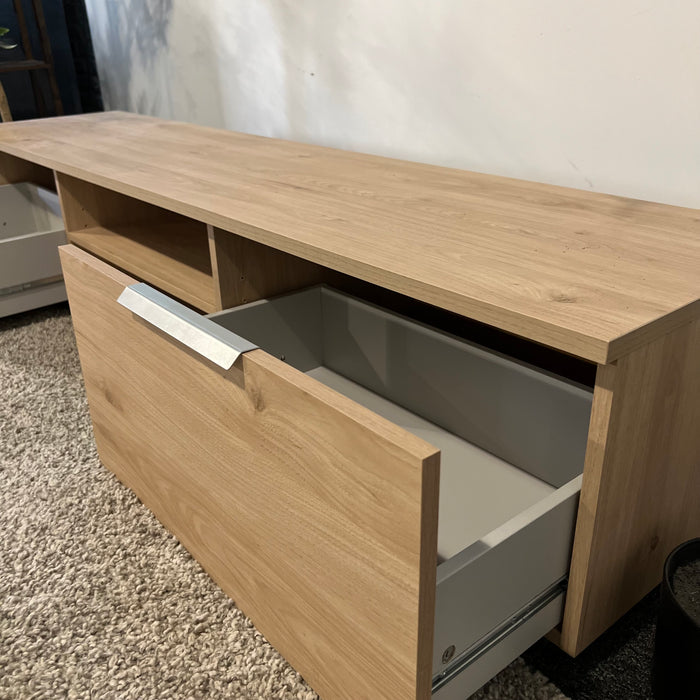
[
  {"left": 0, "top": 152, "right": 56, "bottom": 191},
  {"left": 0, "top": 181, "right": 67, "bottom": 316},
  {"left": 56, "top": 172, "right": 216, "bottom": 312}
]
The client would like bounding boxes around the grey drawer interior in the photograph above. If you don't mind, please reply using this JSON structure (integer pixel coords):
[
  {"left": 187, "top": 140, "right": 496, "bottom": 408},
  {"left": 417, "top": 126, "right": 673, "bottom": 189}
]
[
  {"left": 210, "top": 286, "right": 592, "bottom": 549},
  {"left": 208, "top": 284, "right": 594, "bottom": 694},
  {"left": 0, "top": 182, "right": 66, "bottom": 292}
]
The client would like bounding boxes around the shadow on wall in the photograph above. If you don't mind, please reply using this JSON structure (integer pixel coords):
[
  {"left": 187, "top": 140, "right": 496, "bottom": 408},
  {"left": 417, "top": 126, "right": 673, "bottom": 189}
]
[
  {"left": 98, "top": 0, "right": 172, "bottom": 114},
  {"left": 93, "top": 1, "right": 353, "bottom": 137}
]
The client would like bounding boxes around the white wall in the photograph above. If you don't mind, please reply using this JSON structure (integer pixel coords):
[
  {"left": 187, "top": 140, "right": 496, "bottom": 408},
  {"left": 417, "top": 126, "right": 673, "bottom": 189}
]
[{"left": 85, "top": 0, "right": 700, "bottom": 207}]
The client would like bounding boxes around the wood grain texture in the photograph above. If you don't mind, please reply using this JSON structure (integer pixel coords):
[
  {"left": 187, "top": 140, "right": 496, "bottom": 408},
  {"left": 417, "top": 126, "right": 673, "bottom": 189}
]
[
  {"left": 3, "top": 112, "right": 700, "bottom": 362},
  {"left": 208, "top": 225, "right": 328, "bottom": 309},
  {"left": 0, "top": 82, "right": 11, "bottom": 123},
  {"left": 57, "top": 172, "right": 215, "bottom": 312},
  {"left": 55, "top": 171, "right": 171, "bottom": 231},
  {"left": 59, "top": 244, "right": 441, "bottom": 700},
  {"left": 68, "top": 225, "right": 214, "bottom": 312},
  {"left": 561, "top": 318, "right": 700, "bottom": 654},
  {"left": 0, "top": 151, "right": 54, "bottom": 189}
]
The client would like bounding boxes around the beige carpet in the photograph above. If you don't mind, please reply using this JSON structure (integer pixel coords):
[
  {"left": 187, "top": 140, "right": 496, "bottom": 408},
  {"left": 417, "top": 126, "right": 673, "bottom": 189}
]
[{"left": 0, "top": 303, "right": 569, "bottom": 700}]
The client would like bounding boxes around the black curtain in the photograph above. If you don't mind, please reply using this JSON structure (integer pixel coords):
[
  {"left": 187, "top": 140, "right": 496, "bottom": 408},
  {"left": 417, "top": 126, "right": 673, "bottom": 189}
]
[
  {"left": 62, "top": 0, "right": 102, "bottom": 113},
  {"left": 0, "top": 0, "right": 102, "bottom": 119}
]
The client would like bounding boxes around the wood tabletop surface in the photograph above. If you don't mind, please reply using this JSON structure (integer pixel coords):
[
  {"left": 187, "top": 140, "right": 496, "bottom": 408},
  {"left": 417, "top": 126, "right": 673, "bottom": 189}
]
[{"left": 1, "top": 111, "right": 698, "bottom": 363}]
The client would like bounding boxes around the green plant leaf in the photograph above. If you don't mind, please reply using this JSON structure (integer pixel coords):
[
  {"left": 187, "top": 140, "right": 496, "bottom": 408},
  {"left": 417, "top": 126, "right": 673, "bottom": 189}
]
[{"left": 0, "top": 27, "right": 18, "bottom": 49}]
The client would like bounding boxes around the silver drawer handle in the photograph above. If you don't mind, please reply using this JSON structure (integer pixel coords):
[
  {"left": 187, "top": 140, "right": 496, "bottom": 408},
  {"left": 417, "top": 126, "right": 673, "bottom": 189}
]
[{"left": 117, "top": 283, "right": 257, "bottom": 369}]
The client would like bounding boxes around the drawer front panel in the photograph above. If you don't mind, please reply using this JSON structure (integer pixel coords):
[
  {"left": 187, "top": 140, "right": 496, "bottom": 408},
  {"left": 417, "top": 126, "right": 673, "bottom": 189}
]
[{"left": 59, "top": 245, "right": 440, "bottom": 700}]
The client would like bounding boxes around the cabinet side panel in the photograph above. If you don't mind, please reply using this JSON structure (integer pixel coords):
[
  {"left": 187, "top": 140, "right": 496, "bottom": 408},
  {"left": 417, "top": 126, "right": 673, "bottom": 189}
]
[{"left": 562, "top": 318, "right": 700, "bottom": 654}]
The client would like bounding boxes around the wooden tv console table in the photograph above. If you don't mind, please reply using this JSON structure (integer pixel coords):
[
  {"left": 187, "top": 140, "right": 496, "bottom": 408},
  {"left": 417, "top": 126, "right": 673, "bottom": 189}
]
[{"left": 1, "top": 112, "right": 699, "bottom": 700}]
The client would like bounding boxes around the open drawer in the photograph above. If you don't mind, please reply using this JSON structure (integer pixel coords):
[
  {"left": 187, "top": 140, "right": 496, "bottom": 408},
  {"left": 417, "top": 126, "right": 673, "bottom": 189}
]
[
  {"left": 60, "top": 245, "right": 593, "bottom": 700},
  {"left": 0, "top": 183, "right": 67, "bottom": 317}
]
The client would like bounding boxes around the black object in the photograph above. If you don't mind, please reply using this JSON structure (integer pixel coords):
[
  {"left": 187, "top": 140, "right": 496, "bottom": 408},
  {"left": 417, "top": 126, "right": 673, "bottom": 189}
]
[
  {"left": 1, "top": 0, "right": 64, "bottom": 117},
  {"left": 0, "top": 0, "right": 100, "bottom": 119},
  {"left": 524, "top": 588, "right": 658, "bottom": 700},
  {"left": 652, "top": 537, "right": 700, "bottom": 699},
  {"left": 62, "top": 0, "right": 102, "bottom": 113}
]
